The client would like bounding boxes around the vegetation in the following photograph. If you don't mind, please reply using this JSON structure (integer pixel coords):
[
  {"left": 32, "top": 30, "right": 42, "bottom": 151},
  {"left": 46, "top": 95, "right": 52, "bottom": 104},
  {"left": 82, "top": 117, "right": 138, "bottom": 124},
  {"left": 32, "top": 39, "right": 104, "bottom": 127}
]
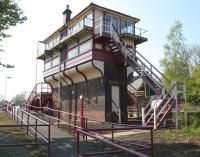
[
  {"left": 0, "top": 0, "right": 27, "bottom": 42},
  {"left": 0, "top": 112, "right": 46, "bottom": 157},
  {"left": 160, "top": 20, "right": 200, "bottom": 106},
  {"left": 11, "top": 91, "right": 29, "bottom": 105}
]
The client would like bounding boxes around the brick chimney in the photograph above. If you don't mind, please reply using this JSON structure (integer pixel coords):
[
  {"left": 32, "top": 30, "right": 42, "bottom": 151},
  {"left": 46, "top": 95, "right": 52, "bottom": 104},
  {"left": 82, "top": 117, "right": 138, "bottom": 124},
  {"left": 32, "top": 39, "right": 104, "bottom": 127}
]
[{"left": 63, "top": 5, "right": 72, "bottom": 24}]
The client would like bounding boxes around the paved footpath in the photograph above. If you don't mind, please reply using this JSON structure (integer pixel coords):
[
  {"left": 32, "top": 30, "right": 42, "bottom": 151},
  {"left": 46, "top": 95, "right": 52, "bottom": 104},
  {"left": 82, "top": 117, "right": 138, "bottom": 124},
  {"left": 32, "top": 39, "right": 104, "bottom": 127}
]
[{"left": 17, "top": 110, "right": 104, "bottom": 157}]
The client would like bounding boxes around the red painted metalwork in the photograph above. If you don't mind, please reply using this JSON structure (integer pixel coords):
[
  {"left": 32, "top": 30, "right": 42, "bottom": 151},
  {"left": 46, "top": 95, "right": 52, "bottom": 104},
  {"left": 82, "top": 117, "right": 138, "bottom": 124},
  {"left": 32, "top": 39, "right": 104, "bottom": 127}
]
[
  {"left": 3, "top": 104, "right": 51, "bottom": 157},
  {"left": 77, "top": 127, "right": 153, "bottom": 157},
  {"left": 79, "top": 95, "right": 84, "bottom": 128},
  {"left": 21, "top": 104, "right": 153, "bottom": 157}
]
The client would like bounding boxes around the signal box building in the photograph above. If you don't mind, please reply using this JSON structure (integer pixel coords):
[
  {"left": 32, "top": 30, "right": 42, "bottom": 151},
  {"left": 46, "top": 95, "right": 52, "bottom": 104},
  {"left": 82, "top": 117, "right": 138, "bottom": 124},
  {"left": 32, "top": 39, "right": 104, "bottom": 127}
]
[{"left": 37, "top": 3, "right": 147, "bottom": 123}]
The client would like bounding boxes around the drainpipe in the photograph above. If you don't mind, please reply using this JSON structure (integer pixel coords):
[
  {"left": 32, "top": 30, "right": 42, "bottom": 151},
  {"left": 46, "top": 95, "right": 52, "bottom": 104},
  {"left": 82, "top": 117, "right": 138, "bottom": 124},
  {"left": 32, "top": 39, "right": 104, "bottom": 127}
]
[{"left": 58, "top": 53, "right": 61, "bottom": 111}]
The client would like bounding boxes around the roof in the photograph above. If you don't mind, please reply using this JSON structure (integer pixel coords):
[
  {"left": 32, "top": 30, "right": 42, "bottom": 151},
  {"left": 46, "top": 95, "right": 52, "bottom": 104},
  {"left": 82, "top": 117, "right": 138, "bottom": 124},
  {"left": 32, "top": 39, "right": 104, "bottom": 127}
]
[{"left": 42, "top": 2, "right": 140, "bottom": 43}]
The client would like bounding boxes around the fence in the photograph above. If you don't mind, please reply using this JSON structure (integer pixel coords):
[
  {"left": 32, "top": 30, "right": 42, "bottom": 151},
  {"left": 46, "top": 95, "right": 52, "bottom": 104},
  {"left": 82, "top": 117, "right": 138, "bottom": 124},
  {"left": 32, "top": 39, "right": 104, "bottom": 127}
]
[
  {"left": 77, "top": 126, "right": 153, "bottom": 157},
  {"left": 2, "top": 104, "right": 51, "bottom": 157},
  {"left": 22, "top": 104, "right": 153, "bottom": 156}
]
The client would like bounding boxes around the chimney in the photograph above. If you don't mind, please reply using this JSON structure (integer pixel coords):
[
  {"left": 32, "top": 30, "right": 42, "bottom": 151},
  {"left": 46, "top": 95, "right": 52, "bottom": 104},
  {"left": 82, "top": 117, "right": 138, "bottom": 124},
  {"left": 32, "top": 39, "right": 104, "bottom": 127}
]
[{"left": 63, "top": 5, "right": 72, "bottom": 24}]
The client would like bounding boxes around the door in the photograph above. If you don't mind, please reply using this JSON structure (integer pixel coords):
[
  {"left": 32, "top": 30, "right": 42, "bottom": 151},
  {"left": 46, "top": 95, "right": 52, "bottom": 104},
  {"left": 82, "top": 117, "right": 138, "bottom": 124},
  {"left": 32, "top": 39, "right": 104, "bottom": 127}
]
[{"left": 111, "top": 86, "right": 121, "bottom": 123}]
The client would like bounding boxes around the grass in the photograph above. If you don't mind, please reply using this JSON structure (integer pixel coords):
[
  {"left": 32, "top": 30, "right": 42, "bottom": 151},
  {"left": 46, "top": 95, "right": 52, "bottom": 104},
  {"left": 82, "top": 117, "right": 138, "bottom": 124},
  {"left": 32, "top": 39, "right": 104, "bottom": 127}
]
[
  {"left": 154, "top": 129, "right": 200, "bottom": 157},
  {"left": 0, "top": 111, "right": 46, "bottom": 157},
  {"left": 115, "top": 128, "right": 200, "bottom": 157}
]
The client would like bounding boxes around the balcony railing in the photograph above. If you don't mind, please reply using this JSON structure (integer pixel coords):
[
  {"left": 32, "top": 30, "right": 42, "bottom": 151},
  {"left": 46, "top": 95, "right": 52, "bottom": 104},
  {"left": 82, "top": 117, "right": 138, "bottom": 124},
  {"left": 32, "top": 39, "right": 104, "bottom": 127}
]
[
  {"left": 38, "top": 18, "right": 93, "bottom": 57},
  {"left": 94, "top": 18, "right": 147, "bottom": 38},
  {"left": 38, "top": 17, "right": 147, "bottom": 58}
]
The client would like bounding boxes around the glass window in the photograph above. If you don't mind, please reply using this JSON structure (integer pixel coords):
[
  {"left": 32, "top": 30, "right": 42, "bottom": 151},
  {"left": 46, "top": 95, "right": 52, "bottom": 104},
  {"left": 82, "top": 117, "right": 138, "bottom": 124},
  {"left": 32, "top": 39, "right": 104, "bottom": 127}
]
[
  {"left": 127, "top": 21, "right": 134, "bottom": 34},
  {"left": 68, "top": 47, "right": 78, "bottom": 60},
  {"left": 112, "top": 17, "right": 118, "bottom": 32},
  {"left": 121, "top": 19, "right": 135, "bottom": 35},
  {"left": 52, "top": 56, "right": 59, "bottom": 67},
  {"left": 45, "top": 61, "right": 51, "bottom": 70},
  {"left": 84, "top": 13, "right": 92, "bottom": 27},
  {"left": 104, "top": 14, "right": 111, "bottom": 32},
  {"left": 79, "top": 40, "right": 92, "bottom": 54},
  {"left": 121, "top": 20, "right": 127, "bottom": 34}
]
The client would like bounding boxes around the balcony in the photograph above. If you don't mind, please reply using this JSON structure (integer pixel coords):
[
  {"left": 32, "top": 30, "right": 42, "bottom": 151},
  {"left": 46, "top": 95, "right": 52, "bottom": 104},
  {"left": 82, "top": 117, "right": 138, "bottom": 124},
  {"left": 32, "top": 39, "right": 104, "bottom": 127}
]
[
  {"left": 94, "top": 17, "right": 147, "bottom": 45},
  {"left": 38, "top": 16, "right": 93, "bottom": 59}
]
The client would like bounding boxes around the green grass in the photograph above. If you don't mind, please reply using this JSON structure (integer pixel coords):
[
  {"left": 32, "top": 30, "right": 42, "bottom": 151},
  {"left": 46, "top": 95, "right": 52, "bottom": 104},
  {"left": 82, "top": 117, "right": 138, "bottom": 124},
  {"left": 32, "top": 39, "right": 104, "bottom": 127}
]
[
  {"left": 113, "top": 128, "right": 200, "bottom": 157},
  {"left": 154, "top": 129, "right": 200, "bottom": 157}
]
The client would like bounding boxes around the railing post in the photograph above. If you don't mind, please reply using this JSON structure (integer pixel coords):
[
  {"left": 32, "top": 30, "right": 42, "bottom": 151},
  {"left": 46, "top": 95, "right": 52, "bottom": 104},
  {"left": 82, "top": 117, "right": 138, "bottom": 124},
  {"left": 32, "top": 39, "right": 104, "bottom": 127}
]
[
  {"left": 141, "top": 64, "right": 144, "bottom": 77},
  {"left": 142, "top": 107, "right": 145, "bottom": 125},
  {"left": 27, "top": 114, "right": 29, "bottom": 135},
  {"left": 48, "top": 124, "right": 51, "bottom": 157},
  {"left": 150, "top": 128, "right": 154, "bottom": 157},
  {"left": 57, "top": 111, "right": 60, "bottom": 128},
  {"left": 21, "top": 111, "right": 24, "bottom": 129},
  {"left": 77, "top": 130, "right": 80, "bottom": 156},
  {"left": 154, "top": 108, "right": 157, "bottom": 130},
  {"left": 13, "top": 107, "right": 16, "bottom": 122},
  {"left": 174, "top": 82, "right": 179, "bottom": 129},
  {"left": 161, "top": 84, "right": 165, "bottom": 96},
  {"left": 17, "top": 109, "right": 19, "bottom": 125},
  {"left": 80, "top": 94, "right": 84, "bottom": 128},
  {"left": 35, "top": 119, "right": 38, "bottom": 143},
  {"left": 85, "top": 118, "right": 88, "bottom": 142}
]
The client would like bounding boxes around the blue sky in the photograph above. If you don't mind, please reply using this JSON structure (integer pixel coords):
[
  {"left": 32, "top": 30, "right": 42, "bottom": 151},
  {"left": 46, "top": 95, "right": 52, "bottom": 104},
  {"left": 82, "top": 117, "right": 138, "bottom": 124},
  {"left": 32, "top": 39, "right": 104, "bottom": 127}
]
[{"left": 0, "top": 0, "right": 199, "bottom": 100}]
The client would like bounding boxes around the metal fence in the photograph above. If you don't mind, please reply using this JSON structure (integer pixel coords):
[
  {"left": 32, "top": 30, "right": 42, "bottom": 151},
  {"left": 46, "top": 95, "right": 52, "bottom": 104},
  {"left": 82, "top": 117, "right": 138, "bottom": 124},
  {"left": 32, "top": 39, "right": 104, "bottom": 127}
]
[
  {"left": 22, "top": 104, "right": 153, "bottom": 157},
  {"left": 2, "top": 104, "right": 51, "bottom": 157}
]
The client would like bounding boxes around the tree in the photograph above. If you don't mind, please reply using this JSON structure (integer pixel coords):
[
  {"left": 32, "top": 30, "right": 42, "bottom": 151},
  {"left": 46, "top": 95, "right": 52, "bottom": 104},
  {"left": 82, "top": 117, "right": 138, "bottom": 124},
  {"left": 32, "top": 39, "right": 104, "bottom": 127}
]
[
  {"left": 11, "top": 91, "right": 29, "bottom": 106},
  {"left": 0, "top": 0, "right": 27, "bottom": 41},
  {"left": 160, "top": 20, "right": 191, "bottom": 85},
  {"left": 160, "top": 20, "right": 200, "bottom": 106}
]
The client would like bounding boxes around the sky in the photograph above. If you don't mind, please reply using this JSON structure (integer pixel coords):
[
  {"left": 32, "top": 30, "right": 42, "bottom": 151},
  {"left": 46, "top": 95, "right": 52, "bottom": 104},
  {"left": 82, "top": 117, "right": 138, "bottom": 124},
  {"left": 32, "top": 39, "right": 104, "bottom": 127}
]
[{"left": 0, "top": 0, "right": 200, "bottom": 100}]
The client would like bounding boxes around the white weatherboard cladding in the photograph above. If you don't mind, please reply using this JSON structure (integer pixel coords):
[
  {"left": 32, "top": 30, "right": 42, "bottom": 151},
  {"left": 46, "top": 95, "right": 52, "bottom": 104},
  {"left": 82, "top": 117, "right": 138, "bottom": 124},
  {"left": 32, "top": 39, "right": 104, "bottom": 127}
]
[
  {"left": 45, "top": 60, "right": 104, "bottom": 88},
  {"left": 79, "top": 34, "right": 92, "bottom": 43}
]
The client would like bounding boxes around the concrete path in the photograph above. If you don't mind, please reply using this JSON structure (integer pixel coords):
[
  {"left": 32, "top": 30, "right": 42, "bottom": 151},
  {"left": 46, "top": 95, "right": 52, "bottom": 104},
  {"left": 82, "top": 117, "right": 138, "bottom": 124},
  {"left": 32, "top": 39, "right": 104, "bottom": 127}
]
[{"left": 16, "top": 110, "right": 104, "bottom": 157}]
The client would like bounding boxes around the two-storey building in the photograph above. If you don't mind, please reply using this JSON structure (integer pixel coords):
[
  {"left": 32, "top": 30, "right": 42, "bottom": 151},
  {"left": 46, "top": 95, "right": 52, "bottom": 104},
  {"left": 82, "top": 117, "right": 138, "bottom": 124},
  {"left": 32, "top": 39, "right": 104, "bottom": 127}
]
[{"left": 37, "top": 3, "right": 147, "bottom": 123}]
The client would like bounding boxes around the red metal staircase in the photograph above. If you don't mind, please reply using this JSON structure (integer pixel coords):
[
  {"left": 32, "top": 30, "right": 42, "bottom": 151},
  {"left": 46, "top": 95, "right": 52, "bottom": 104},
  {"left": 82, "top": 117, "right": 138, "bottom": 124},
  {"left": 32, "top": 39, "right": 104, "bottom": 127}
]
[
  {"left": 26, "top": 82, "right": 53, "bottom": 111},
  {"left": 103, "top": 24, "right": 185, "bottom": 129}
]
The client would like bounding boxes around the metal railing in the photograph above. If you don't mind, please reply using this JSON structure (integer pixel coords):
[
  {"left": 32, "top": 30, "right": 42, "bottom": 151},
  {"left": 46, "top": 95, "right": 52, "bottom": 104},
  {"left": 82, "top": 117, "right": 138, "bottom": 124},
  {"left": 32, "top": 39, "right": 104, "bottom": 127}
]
[
  {"left": 2, "top": 104, "right": 51, "bottom": 157},
  {"left": 21, "top": 103, "right": 153, "bottom": 157},
  {"left": 77, "top": 126, "right": 153, "bottom": 157},
  {"left": 94, "top": 17, "right": 147, "bottom": 38}
]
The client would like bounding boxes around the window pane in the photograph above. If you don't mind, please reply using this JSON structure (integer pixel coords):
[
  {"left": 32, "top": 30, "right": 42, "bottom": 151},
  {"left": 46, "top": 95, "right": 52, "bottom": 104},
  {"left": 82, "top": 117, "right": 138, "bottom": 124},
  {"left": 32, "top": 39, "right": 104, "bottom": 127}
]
[
  {"left": 84, "top": 13, "right": 92, "bottom": 27},
  {"left": 121, "top": 20, "right": 127, "bottom": 33},
  {"left": 45, "top": 61, "right": 51, "bottom": 70},
  {"left": 127, "top": 22, "right": 134, "bottom": 34},
  {"left": 112, "top": 17, "right": 118, "bottom": 32},
  {"left": 80, "top": 40, "right": 92, "bottom": 54},
  {"left": 52, "top": 57, "right": 59, "bottom": 67},
  {"left": 68, "top": 47, "right": 78, "bottom": 59},
  {"left": 104, "top": 14, "right": 111, "bottom": 32}
]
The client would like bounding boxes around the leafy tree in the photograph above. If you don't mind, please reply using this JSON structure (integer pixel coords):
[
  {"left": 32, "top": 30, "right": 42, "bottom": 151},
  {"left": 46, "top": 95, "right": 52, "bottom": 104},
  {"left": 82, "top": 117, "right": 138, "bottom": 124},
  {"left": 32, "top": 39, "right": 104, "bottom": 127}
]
[
  {"left": 0, "top": 0, "right": 27, "bottom": 41},
  {"left": 160, "top": 20, "right": 200, "bottom": 106},
  {"left": 160, "top": 20, "right": 191, "bottom": 85},
  {"left": 186, "top": 46, "right": 200, "bottom": 105},
  {"left": 11, "top": 91, "right": 29, "bottom": 106}
]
